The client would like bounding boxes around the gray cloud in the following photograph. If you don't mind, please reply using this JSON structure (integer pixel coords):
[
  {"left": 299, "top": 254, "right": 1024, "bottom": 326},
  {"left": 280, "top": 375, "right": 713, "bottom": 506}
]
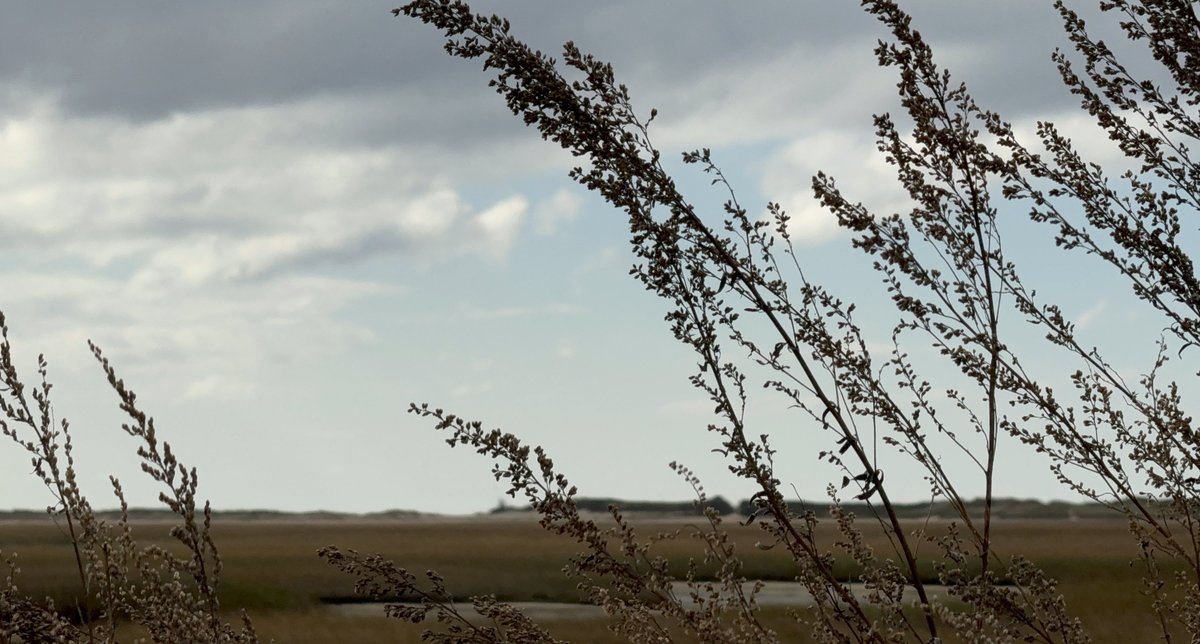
[
  {"left": 2, "top": 2, "right": 1095, "bottom": 136},
  {"left": 0, "top": 1, "right": 1129, "bottom": 293},
  {"left": 1, "top": 4, "right": 418, "bottom": 119}
]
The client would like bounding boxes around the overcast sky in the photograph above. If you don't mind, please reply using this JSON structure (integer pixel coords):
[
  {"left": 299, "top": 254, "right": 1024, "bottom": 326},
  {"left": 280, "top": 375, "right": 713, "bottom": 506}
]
[{"left": 0, "top": 2, "right": 1166, "bottom": 514}]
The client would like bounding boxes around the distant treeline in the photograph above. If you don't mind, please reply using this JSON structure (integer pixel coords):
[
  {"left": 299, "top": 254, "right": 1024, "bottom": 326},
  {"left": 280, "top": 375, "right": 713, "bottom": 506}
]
[
  {"left": 492, "top": 497, "right": 1127, "bottom": 520},
  {"left": 0, "top": 498, "right": 1124, "bottom": 521},
  {"left": 0, "top": 508, "right": 428, "bottom": 522},
  {"left": 498, "top": 496, "right": 739, "bottom": 516}
]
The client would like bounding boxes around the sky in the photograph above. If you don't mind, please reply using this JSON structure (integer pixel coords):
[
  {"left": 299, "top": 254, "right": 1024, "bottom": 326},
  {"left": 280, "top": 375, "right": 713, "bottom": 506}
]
[{"left": 0, "top": 2, "right": 1173, "bottom": 514}]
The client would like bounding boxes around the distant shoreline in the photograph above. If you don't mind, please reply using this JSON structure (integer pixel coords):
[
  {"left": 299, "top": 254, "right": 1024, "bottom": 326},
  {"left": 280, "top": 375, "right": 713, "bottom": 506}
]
[{"left": 0, "top": 496, "right": 1131, "bottom": 522}]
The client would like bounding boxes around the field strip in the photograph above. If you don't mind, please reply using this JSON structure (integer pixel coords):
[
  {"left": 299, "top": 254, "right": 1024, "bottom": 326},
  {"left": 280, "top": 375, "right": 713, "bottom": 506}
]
[{"left": 326, "top": 581, "right": 950, "bottom": 621}]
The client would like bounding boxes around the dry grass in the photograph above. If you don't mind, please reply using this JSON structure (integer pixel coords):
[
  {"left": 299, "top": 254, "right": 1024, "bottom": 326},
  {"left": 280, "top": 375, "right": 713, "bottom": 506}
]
[
  {"left": 4, "top": 0, "right": 1198, "bottom": 639},
  {"left": 2, "top": 515, "right": 1181, "bottom": 642}
]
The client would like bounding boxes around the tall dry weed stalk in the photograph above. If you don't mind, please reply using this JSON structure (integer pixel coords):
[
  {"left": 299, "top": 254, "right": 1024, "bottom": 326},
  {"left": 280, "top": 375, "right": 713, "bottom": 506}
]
[
  {"left": 3, "top": 0, "right": 1200, "bottom": 642},
  {"left": 0, "top": 313, "right": 258, "bottom": 643},
  {"left": 323, "top": 0, "right": 1200, "bottom": 642}
]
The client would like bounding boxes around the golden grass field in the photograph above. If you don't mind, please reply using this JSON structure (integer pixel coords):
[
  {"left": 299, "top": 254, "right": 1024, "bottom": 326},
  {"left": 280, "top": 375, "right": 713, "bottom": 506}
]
[{"left": 0, "top": 514, "right": 1182, "bottom": 642}]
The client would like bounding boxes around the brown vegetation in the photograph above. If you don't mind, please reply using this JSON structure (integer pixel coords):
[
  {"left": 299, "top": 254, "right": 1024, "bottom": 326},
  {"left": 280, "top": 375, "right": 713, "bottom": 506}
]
[{"left": 5, "top": 0, "right": 1200, "bottom": 641}]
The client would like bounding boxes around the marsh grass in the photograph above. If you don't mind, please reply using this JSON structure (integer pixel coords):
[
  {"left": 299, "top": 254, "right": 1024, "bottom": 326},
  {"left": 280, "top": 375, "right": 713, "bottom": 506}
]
[{"left": 10, "top": 518, "right": 1179, "bottom": 641}]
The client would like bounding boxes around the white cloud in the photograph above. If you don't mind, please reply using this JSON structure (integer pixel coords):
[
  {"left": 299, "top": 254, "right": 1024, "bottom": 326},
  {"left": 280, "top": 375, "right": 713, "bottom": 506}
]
[
  {"left": 399, "top": 189, "right": 462, "bottom": 240},
  {"left": 533, "top": 188, "right": 583, "bottom": 235},
  {"left": 648, "top": 40, "right": 890, "bottom": 150},
  {"left": 126, "top": 187, "right": 471, "bottom": 291},
  {"left": 457, "top": 302, "right": 581, "bottom": 321},
  {"left": 760, "top": 129, "right": 907, "bottom": 244},
  {"left": 451, "top": 381, "right": 494, "bottom": 398},
  {"left": 0, "top": 269, "right": 388, "bottom": 382},
  {"left": 183, "top": 374, "right": 258, "bottom": 402},
  {"left": 1074, "top": 300, "right": 1106, "bottom": 331},
  {"left": 556, "top": 342, "right": 576, "bottom": 360},
  {"left": 0, "top": 91, "right": 545, "bottom": 398},
  {"left": 0, "top": 95, "right": 535, "bottom": 278},
  {"left": 471, "top": 195, "right": 528, "bottom": 260},
  {"left": 1010, "top": 111, "right": 1129, "bottom": 172}
]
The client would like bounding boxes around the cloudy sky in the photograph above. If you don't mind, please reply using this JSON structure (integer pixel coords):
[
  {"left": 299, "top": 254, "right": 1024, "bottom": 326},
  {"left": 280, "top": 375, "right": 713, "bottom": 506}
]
[{"left": 0, "top": 2, "right": 1165, "bottom": 514}]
